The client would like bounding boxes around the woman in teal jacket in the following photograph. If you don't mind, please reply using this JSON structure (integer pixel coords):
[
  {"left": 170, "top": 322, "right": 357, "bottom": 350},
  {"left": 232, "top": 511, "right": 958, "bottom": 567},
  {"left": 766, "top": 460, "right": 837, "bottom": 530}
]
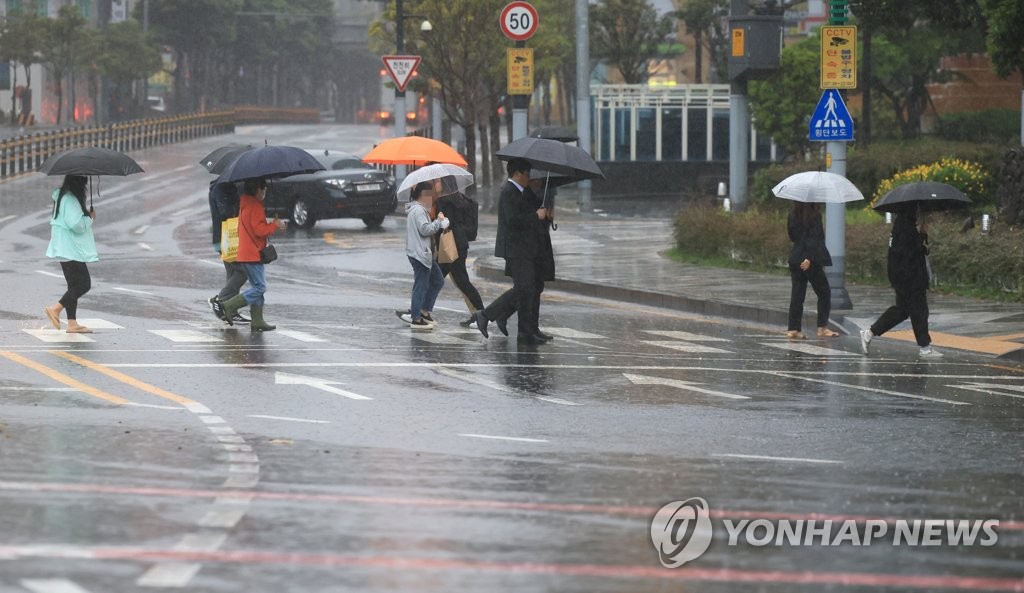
[{"left": 44, "top": 175, "right": 97, "bottom": 333}]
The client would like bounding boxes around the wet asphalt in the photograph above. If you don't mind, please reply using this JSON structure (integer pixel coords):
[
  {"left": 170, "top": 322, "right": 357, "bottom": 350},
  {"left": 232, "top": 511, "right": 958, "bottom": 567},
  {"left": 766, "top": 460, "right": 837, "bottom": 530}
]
[{"left": 0, "top": 125, "right": 1021, "bottom": 592}]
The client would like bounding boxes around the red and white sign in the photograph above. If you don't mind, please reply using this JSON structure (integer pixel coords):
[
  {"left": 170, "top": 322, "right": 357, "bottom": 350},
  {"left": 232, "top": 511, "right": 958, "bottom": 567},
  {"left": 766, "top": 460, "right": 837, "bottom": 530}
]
[
  {"left": 500, "top": 1, "right": 538, "bottom": 41},
  {"left": 381, "top": 55, "right": 421, "bottom": 93}
]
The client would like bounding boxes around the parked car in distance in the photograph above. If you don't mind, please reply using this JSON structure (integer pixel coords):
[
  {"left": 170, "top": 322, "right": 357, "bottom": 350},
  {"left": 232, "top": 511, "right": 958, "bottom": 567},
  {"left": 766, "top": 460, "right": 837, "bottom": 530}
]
[
  {"left": 264, "top": 150, "right": 397, "bottom": 229},
  {"left": 146, "top": 96, "right": 166, "bottom": 112}
]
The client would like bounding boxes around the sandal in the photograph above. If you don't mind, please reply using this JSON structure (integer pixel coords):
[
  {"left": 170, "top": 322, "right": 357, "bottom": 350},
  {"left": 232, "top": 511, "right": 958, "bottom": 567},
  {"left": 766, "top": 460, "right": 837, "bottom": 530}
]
[
  {"left": 66, "top": 325, "right": 93, "bottom": 334},
  {"left": 817, "top": 327, "right": 839, "bottom": 338},
  {"left": 786, "top": 330, "right": 807, "bottom": 340},
  {"left": 44, "top": 307, "right": 61, "bottom": 330}
]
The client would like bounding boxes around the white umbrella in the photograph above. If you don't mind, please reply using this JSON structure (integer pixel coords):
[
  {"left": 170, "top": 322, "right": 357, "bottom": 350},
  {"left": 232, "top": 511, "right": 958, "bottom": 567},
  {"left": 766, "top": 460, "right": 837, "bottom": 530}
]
[
  {"left": 771, "top": 171, "right": 864, "bottom": 203},
  {"left": 397, "top": 163, "right": 474, "bottom": 201}
]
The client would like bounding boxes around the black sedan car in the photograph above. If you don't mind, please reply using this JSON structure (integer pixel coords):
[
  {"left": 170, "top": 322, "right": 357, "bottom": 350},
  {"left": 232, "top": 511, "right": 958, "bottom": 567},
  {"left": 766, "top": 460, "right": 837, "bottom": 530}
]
[{"left": 263, "top": 150, "right": 397, "bottom": 229}]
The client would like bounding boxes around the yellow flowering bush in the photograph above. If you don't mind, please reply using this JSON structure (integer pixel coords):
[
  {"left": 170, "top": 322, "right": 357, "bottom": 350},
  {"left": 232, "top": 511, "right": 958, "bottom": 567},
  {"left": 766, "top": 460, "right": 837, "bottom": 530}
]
[{"left": 869, "top": 157, "right": 992, "bottom": 210}]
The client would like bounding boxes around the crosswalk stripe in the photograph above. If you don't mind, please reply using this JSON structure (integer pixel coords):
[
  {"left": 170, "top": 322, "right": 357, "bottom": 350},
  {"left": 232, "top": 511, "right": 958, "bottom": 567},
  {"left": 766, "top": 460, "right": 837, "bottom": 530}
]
[
  {"left": 275, "top": 329, "right": 327, "bottom": 343},
  {"left": 409, "top": 332, "right": 478, "bottom": 345},
  {"left": 643, "top": 330, "right": 729, "bottom": 342},
  {"left": 21, "top": 579, "right": 94, "bottom": 593},
  {"left": 763, "top": 342, "right": 858, "bottom": 356},
  {"left": 641, "top": 340, "right": 732, "bottom": 353},
  {"left": 73, "top": 318, "right": 124, "bottom": 329},
  {"left": 21, "top": 329, "right": 95, "bottom": 343},
  {"left": 543, "top": 327, "right": 606, "bottom": 339},
  {"left": 148, "top": 330, "right": 223, "bottom": 343}
]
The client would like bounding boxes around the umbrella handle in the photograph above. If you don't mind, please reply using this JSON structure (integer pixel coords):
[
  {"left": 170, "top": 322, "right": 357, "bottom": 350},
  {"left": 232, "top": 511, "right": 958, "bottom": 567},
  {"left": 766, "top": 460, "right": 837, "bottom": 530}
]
[{"left": 550, "top": 221, "right": 557, "bottom": 232}]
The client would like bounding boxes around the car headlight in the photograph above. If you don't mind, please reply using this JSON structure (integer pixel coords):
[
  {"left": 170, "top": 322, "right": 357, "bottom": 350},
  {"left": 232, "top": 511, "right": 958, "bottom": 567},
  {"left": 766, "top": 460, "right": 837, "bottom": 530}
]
[
  {"left": 325, "top": 179, "right": 349, "bottom": 189},
  {"left": 386, "top": 175, "right": 396, "bottom": 185}
]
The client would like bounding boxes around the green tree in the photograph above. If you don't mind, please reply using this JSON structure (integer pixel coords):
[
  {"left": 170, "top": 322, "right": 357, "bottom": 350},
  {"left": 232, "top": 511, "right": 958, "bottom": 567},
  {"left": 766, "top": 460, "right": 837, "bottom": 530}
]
[
  {"left": 39, "top": 5, "right": 88, "bottom": 125},
  {"left": 748, "top": 33, "right": 820, "bottom": 158},
  {"left": 100, "top": 20, "right": 162, "bottom": 118},
  {"left": 590, "top": 0, "right": 675, "bottom": 84},
  {"left": 674, "top": 0, "right": 727, "bottom": 83},
  {"left": 978, "top": 0, "right": 1024, "bottom": 78},
  {"left": 0, "top": 11, "right": 47, "bottom": 123}
]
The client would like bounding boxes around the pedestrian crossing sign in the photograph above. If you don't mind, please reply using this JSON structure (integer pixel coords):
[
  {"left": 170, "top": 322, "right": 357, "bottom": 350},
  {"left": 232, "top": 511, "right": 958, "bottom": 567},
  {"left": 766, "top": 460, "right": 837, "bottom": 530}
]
[{"left": 808, "top": 89, "right": 854, "bottom": 142}]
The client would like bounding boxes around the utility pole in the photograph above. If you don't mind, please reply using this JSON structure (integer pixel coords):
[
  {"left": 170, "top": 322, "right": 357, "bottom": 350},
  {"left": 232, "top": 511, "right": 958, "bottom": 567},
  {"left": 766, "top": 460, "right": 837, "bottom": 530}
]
[
  {"left": 824, "top": 0, "right": 853, "bottom": 309},
  {"left": 575, "top": 0, "right": 591, "bottom": 212}
]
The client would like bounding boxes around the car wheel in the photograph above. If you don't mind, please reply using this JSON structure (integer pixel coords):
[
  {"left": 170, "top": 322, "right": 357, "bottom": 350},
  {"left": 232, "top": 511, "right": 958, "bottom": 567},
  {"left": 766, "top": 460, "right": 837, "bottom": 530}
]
[
  {"left": 362, "top": 213, "right": 386, "bottom": 229},
  {"left": 291, "top": 199, "right": 316, "bottom": 229}
]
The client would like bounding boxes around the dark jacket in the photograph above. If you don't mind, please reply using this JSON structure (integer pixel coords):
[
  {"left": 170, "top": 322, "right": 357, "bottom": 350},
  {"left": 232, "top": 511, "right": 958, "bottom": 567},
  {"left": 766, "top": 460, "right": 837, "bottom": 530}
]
[
  {"left": 525, "top": 186, "right": 555, "bottom": 281},
  {"left": 887, "top": 211, "right": 929, "bottom": 293},
  {"left": 493, "top": 180, "right": 540, "bottom": 260},
  {"left": 209, "top": 181, "right": 240, "bottom": 245},
  {"left": 437, "top": 192, "right": 478, "bottom": 253},
  {"left": 787, "top": 208, "right": 832, "bottom": 269}
]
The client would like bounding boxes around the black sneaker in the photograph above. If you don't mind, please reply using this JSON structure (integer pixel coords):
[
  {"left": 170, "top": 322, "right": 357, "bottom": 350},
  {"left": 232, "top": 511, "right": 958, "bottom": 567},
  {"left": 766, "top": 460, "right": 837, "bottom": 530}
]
[
  {"left": 232, "top": 312, "right": 251, "bottom": 323},
  {"left": 459, "top": 316, "right": 474, "bottom": 327},
  {"left": 410, "top": 318, "right": 433, "bottom": 331},
  {"left": 421, "top": 312, "right": 435, "bottom": 323},
  {"left": 209, "top": 297, "right": 226, "bottom": 321}
]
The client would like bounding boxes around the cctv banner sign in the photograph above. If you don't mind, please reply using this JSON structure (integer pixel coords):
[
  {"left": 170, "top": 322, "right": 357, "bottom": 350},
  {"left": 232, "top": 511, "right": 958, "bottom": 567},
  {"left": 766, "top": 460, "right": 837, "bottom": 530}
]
[
  {"left": 820, "top": 26, "right": 856, "bottom": 89},
  {"left": 507, "top": 48, "right": 534, "bottom": 95}
]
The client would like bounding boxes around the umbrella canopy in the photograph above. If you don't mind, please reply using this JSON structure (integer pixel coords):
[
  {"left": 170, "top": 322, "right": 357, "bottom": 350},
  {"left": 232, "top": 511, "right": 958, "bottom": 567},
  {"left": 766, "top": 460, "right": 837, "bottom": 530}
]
[
  {"left": 496, "top": 137, "right": 605, "bottom": 180},
  {"left": 200, "top": 144, "right": 255, "bottom": 175},
  {"left": 216, "top": 144, "right": 325, "bottom": 183},
  {"left": 529, "top": 125, "right": 578, "bottom": 143},
  {"left": 771, "top": 171, "right": 864, "bottom": 203},
  {"left": 397, "top": 163, "right": 474, "bottom": 201},
  {"left": 872, "top": 181, "right": 972, "bottom": 213},
  {"left": 362, "top": 136, "right": 467, "bottom": 167},
  {"left": 38, "top": 147, "right": 144, "bottom": 176},
  {"left": 530, "top": 168, "right": 580, "bottom": 189}
]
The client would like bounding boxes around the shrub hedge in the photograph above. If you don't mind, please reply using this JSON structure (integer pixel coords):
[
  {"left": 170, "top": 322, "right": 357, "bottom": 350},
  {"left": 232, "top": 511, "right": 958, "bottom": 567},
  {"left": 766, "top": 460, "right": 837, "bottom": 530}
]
[{"left": 674, "top": 203, "right": 1024, "bottom": 301}]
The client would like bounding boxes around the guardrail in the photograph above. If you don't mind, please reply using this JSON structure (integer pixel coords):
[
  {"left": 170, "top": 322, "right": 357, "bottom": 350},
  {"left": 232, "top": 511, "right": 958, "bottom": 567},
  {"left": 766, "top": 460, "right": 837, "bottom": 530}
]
[{"left": 0, "top": 106, "right": 321, "bottom": 181}]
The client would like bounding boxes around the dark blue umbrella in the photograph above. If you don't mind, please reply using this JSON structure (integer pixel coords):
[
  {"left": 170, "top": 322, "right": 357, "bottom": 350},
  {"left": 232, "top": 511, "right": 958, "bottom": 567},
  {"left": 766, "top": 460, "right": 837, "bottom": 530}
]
[
  {"left": 496, "top": 137, "right": 604, "bottom": 180},
  {"left": 216, "top": 145, "right": 324, "bottom": 183}
]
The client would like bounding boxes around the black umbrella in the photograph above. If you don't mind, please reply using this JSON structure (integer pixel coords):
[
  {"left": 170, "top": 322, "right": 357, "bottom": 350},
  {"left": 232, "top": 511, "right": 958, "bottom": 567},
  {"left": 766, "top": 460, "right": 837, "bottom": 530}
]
[
  {"left": 215, "top": 145, "right": 325, "bottom": 183},
  {"left": 529, "top": 125, "right": 578, "bottom": 143},
  {"left": 200, "top": 144, "right": 255, "bottom": 175},
  {"left": 38, "top": 146, "right": 144, "bottom": 176},
  {"left": 496, "top": 137, "right": 604, "bottom": 180},
  {"left": 872, "top": 181, "right": 972, "bottom": 213}
]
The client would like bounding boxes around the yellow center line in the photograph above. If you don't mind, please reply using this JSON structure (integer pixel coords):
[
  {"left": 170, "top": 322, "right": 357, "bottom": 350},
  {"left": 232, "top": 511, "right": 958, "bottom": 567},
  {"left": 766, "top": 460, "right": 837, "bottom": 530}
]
[
  {"left": 50, "top": 351, "right": 209, "bottom": 413},
  {"left": 0, "top": 351, "right": 130, "bottom": 405}
]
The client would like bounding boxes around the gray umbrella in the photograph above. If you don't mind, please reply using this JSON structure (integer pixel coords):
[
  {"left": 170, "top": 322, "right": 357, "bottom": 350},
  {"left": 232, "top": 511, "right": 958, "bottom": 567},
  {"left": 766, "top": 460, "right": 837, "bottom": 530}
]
[
  {"left": 529, "top": 125, "right": 578, "bottom": 143},
  {"left": 199, "top": 144, "right": 255, "bottom": 175},
  {"left": 38, "top": 147, "right": 144, "bottom": 176},
  {"left": 496, "top": 137, "right": 604, "bottom": 180},
  {"left": 872, "top": 181, "right": 971, "bottom": 213}
]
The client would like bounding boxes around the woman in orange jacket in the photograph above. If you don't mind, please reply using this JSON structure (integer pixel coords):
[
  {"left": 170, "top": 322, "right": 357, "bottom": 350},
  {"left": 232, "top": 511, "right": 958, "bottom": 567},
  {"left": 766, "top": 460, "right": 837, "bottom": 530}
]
[{"left": 221, "top": 179, "right": 287, "bottom": 331}]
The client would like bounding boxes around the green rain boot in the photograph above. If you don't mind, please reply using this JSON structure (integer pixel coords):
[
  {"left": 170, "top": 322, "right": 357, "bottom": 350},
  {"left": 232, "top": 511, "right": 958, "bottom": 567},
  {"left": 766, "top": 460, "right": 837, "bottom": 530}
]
[
  {"left": 249, "top": 304, "right": 276, "bottom": 332},
  {"left": 220, "top": 294, "right": 249, "bottom": 326}
]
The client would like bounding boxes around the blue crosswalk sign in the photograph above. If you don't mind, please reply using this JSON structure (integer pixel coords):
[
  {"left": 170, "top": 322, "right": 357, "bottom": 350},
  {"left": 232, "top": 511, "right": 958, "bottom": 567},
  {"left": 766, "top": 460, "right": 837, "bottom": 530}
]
[{"left": 809, "top": 89, "right": 854, "bottom": 142}]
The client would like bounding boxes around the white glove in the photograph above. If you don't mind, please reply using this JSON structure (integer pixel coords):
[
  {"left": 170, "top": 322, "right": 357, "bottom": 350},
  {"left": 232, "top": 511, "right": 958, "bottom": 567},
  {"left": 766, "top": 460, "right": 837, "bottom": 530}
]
[{"left": 439, "top": 218, "right": 450, "bottom": 229}]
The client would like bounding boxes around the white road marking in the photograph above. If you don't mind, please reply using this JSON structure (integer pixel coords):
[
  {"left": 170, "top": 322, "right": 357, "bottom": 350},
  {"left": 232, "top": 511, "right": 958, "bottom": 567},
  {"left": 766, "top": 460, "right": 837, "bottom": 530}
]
[
  {"left": 149, "top": 330, "right": 222, "bottom": 343},
  {"left": 74, "top": 318, "right": 123, "bottom": 329},
  {"left": 173, "top": 532, "right": 229, "bottom": 552},
  {"left": 126, "top": 403, "right": 187, "bottom": 411},
  {"left": 274, "top": 371, "right": 371, "bottom": 400},
  {"left": 36, "top": 270, "right": 65, "bottom": 279},
  {"left": 248, "top": 414, "right": 331, "bottom": 424},
  {"left": 641, "top": 340, "right": 732, "bottom": 354},
  {"left": 21, "top": 579, "right": 94, "bottom": 593},
  {"left": 763, "top": 342, "right": 858, "bottom": 356},
  {"left": 21, "top": 329, "right": 95, "bottom": 343},
  {"left": 171, "top": 208, "right": 193, "bottom": 217},
  {"left": 713, "top": 453, "right": 843, "bottom": 464},
  {"left": 222, "top": 475, "right": 259, "bottom": 488},
  {"left": 436, "top": 367, "right": 581, "bottom": 405},
  {"left": 275, "top": 329, "right": 327, "bottom": 343},
  {"left": 458, "top": 433, "right": 548, "bottom": 443},
  {"left": 198, "top": 509, "right": 247, "bottom": 529},
  {"left": 0, "top": 214, "right": 17, "bottom": 223},
  {"left": 0, "top": 386, "right": 76, "bottom": 392},
  {"left": 138, "top": 242, "right": 153, "bottom": 251},
  {"left": 950, "top": 382, "right": 1024, "bottom": 400},
  {"left": 133, "top": 224, "right": 150, "bottom": 235},
  {"left": 409, "top": 332, "right": 477, "bottom": 345},
  {"left": 770, "top": 372, "right": 970, "bottom": 405},
  {"left": 220, "top": 444, "right": 253, "bottom": 452},
  {"left": 136, "top": 563, "right": 201, "bottom": 588},
  {"left": 623, "top": 373, "right": 750, "bottom": 400},
  {"left": 221, "top": 452, "right": 260, "bottom": 463},
  {"left": 229, "top": 464, "right": 260, "bottom": 474},
  {"left": 542, "top": 327, "right": 607, "bottom": 339},
  {"left": 276, "top": 276, "right": 331, "bottom": 288},
  {"left": 644, "top": 330, "right": 729, "bottom": 342},
  {"left": 216, "top": 435, "right": 246, "bottom": 444},
  {"left": 199, "top": 415, "right": 225, "bottom": 424},
  {"left": 112, "top": 287, "right": 155, "bottom": 296}
]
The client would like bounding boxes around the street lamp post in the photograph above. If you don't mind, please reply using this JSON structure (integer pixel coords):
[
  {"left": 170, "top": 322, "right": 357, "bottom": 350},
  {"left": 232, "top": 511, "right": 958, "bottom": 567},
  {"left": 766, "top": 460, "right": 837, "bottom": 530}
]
[{"left": 392, "top": 0, "right": 431, "bottom": 178}]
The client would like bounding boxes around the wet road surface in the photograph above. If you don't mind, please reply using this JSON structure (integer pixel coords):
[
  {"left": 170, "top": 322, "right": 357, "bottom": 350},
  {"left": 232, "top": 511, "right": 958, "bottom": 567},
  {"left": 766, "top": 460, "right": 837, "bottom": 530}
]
[{"left": 0, "top": 125, "right": 1021, "bottom": 592}]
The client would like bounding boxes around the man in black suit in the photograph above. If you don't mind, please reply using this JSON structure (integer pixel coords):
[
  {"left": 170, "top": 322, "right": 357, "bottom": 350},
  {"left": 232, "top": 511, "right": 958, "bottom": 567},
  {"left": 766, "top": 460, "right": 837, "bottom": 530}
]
[{"left": 475, "top": 158, "right": 550, "bottom": 345}]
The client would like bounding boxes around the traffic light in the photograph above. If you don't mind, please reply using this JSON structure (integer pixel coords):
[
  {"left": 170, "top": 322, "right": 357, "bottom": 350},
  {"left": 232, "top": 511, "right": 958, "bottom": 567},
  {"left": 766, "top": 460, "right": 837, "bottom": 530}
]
[{"left": 829, "top": 0, "right": 848, "bottom": 25}]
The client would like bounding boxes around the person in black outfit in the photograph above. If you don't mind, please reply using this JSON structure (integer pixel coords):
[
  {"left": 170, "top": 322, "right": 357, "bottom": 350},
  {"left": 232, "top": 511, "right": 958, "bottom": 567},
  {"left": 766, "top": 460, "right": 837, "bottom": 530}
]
[
  {"left": 474, "top": 158, "right": 550, "bottom": 345},
  {"left": 786, "top": 202, "right": 836, "bottom": 339},
  {"left": 208, "top": 180, "right": 249, "bottom": 323},
  {"left": 436, "top": 186, "right": 485, "bottom": 326},
  {"left": 861, "top": 204, "right": 942, "bottom": 358}
]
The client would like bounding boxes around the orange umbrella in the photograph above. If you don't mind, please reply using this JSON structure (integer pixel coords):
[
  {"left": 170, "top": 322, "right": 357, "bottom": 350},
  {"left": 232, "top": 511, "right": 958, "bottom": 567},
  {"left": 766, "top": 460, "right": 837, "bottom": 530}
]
[{"left": 362, "top": 136, "right": 467, "bottom": 167}]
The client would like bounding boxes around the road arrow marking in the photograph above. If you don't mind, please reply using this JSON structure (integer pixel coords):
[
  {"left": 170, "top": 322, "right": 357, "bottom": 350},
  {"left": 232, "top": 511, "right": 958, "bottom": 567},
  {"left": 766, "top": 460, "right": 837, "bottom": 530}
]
[
  {"left": 623, "top": 373, "right": 750, "bottom": 400},
  {"left": 950, "top": 382, "right": 1024, "bottom": 400},
  {"left": 274, "top": 372, "right": 371, "bottom": 400}
]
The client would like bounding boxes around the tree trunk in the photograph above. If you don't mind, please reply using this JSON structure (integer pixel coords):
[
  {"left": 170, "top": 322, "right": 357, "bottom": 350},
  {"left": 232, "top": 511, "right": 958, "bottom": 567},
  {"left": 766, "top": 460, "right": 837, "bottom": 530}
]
[
  {"left": 464, "top": 119, "right": 478, "bottom": 184},
  {"left": 489, "top": 108, "right": 502, "bottom": 186},
  {"left": 9, "top": 66, "right": 17, "bottom": 124},
  {"left": 694, "top": 30, "right": 703, "bottom": 83}
]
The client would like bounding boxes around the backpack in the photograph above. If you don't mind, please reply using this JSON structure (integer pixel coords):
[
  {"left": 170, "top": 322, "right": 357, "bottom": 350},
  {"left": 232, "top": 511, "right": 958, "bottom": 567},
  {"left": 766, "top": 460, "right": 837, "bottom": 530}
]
[{"left": 463, "top": 194, "right": 479, "bottom": 242}]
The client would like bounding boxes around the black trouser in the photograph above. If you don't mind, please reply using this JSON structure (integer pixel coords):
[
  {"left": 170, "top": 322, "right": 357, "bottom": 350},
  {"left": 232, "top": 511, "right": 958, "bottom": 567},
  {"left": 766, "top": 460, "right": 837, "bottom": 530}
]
[
  {"left": 439, "top": 250, "right": 483, "bottom": 313},
  {"left": 217, "top": 261, "right": 248, "bottom": 301},
  {"left": 788, "top": 263, "right": 831, "bottom": 331},
  {"left": 484, "top": 256, "right": 538, "bottom": 335},
  {"left": 871, "top": 289, "right": 931, "bottom": 347},
  {"left": 59, "top": 261, "right": 91, "bottom": 320}
]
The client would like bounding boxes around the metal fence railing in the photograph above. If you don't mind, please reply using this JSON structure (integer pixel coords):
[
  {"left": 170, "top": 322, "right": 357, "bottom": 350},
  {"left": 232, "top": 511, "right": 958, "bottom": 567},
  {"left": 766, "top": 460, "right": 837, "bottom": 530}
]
[{"left": 0, "top": 106, "right": 320, "bottom": 181}]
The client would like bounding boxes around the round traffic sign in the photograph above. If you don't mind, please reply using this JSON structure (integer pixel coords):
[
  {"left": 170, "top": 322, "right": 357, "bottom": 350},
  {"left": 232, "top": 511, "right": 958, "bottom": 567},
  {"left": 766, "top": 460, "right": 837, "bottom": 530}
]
[{"left": 500, "top": 1, "right": 539, "bottom": 41}]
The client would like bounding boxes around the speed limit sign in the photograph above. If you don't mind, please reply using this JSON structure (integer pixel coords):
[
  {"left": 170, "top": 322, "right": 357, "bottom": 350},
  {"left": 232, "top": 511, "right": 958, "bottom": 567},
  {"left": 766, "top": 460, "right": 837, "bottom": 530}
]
[{"left": 500, "top": 1, "right": 539, "bottom": 41}]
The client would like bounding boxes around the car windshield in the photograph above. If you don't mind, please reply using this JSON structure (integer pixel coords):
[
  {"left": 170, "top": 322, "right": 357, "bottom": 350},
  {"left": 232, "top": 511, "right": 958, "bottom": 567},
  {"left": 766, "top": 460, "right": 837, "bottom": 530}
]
[{"left": 332, "top": 159, "right": 368, "bottom": 170}]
